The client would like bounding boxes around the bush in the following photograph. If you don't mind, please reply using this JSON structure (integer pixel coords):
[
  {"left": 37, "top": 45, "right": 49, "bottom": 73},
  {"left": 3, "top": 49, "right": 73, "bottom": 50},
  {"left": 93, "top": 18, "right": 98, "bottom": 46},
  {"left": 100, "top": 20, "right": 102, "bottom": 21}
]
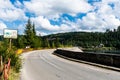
[
  {"left": 9, "top": 50, "right": 21, "bottom": 73},
  {"left": 0, "top": 41, "right": 21, "bottom": 73}
]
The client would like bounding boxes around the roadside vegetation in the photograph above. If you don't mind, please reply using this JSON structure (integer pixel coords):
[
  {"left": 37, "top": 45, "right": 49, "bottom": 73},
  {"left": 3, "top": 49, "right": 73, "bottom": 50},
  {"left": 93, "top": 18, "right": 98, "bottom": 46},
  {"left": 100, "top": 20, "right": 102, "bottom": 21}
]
[
  {"left": 0, "top": 40, "right": 21, "bottom": 80},
  {"left": 0, "top": 18, "right": 65, "bottom": 80}
]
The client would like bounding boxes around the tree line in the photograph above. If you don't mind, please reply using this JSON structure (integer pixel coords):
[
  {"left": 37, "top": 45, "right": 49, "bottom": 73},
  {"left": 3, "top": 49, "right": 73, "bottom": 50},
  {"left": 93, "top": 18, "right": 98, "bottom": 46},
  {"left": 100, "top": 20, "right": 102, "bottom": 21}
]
[
  {"left": 42, "top": 27, "right": 120, "bottom": 50},
  {"left": 1, "top": 19, "right": 120, "bottom": 49},
  {"left": 13, "top": 19, "right": 65, "bottom": 49}
]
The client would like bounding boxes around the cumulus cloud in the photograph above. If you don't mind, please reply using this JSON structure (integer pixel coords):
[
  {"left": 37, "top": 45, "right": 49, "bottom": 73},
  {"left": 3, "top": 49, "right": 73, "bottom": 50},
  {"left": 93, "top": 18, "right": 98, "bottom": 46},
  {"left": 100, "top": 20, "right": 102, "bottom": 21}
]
[
  {"left": 0, "top": 0, "right": 120, "bottom": 35},
  {"left": 32, "top": 16, "right": 60, "bottom": 31},
  {"left": 75, "top": 0, "right": 120, "bottom": 32},
  {"left": 76, "top": 12, "right": 106, "bottom": 32},
  {"left": 31, "top": 16, "right": 79, "bottom": 34},
  {"left": 24, "top": 0, "right": 92, "bottom": 18},
  {"left": 23, "top": 0, "right": 120, "bottom": 35},
  {"left": 0, "top": 0, "right": 27, "bottom": 21}
]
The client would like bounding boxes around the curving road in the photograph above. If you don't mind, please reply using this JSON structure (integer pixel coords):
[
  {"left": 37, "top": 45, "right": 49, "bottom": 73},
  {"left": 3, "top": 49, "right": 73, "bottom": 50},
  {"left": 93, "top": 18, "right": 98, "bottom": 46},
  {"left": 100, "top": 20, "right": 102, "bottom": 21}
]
[{"left": 20, "top": 49, "right": 120, "bottom": 80}]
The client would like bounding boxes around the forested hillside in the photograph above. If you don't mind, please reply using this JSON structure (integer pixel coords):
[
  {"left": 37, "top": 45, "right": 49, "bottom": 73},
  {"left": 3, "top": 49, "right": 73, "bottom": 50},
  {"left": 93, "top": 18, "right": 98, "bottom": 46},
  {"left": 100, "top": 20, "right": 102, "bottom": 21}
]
[{"left": 43, "top": 26, "right": 120, "bottom": 49}]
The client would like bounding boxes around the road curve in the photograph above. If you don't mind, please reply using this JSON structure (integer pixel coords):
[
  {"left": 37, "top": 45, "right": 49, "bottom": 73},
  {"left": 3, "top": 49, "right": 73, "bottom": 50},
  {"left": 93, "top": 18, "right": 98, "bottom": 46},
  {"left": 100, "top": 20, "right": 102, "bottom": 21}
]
[{"left": 20, "top": 49, "right": 120, "bottom": 80}]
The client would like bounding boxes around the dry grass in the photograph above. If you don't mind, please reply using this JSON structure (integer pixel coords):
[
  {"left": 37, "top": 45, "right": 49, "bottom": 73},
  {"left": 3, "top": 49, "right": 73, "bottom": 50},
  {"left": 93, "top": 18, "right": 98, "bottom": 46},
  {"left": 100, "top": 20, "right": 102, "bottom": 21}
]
[
  {"left": 16, "top": 49, "right": 23, "bottom": 55},
  {"left": 8, "top": 68, "right": 19, "bottom": 80}
]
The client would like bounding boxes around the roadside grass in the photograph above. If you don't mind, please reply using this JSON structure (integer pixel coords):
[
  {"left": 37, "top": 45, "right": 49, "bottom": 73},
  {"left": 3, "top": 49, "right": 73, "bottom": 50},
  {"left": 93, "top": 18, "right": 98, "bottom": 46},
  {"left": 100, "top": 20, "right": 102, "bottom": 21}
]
[
  {"left": 16, "top": 48, "right": 34, "bottom": 55},
  {"left": 16, "top": 49, "right": 23, "bottom": 55},
  {"left": 8, "top": 68, "right": 19, "bottom": 80}
]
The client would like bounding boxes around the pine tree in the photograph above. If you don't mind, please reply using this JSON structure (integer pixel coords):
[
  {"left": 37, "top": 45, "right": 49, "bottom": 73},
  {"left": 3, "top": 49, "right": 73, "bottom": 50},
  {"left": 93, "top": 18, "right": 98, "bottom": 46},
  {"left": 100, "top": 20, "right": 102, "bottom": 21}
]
[
  {"left": 24, "top": 19, "right": 33, "bottom": 46},
  {"left": 117, "top": 26, "right": 120, "bottom": 32},
  {"left": 15, "top": 36, "right": 25, "bottom": 48},
  {"left": 32, "top": 23, "right": 42, "bottom": 48},
  {"left": 32, "top": 23, "right": 36, "bottom": 36},
  {"left": 24, "top": 19, "right": 41, "bottom": 48},
  {"left": 52, "top": 41, "right": 55, "bottom": 48},
  {"left": 55, "top": 38, "right": 61, "bottom": 48},
  {"left": 46, "top": 38, "right": 50, "bottom": 48}
]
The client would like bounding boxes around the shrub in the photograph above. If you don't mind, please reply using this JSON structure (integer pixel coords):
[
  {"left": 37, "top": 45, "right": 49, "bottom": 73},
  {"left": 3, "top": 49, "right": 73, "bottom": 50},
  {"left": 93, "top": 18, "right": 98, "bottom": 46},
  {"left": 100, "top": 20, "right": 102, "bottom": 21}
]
[{"left": 0, "top": 41, "right": 21, "bottom": 73}]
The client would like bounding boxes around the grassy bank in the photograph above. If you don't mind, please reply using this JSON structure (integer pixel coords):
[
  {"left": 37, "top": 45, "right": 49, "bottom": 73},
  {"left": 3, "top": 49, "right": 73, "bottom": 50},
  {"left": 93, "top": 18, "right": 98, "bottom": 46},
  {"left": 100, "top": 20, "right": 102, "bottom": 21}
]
[{"left": 9, "top": 68, "right": 20, "bottom": 80}]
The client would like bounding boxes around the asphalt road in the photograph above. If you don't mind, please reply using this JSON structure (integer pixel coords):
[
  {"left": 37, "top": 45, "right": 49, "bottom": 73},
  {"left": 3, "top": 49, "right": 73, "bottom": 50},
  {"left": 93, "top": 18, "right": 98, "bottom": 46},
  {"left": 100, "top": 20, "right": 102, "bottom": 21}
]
[{"left": 20, "top": 49, "right": 120, "bottom": 80}]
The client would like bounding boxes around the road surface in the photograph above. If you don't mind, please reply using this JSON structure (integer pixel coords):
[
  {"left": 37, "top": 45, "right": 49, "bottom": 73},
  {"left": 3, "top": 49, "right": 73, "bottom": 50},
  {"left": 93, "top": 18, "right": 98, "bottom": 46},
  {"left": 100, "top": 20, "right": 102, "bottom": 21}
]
[{"left": 20, "top": 49, "right": 120, "bottom": 80}]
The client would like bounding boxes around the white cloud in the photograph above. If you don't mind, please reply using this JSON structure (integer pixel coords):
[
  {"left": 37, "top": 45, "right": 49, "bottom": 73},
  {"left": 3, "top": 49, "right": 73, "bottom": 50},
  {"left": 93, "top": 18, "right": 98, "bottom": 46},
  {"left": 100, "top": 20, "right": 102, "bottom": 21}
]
[
  {"left": 102, "top": 15, "right": 120, "bottom": 29},
  {"left": 76, "top": 11, "right": 120, "bottom": 32},
  {"left": 0, "top": 0, "right": 27, "bottom": 21},
  {"left": 75, "top": 0, "right": 120, "bottom": 32},
  {"left": 76, "top": 12, "right": 106, "bottom": 32},
  {"left": 0, "top": 0, "right": 120, "bottom": 35},
  {"left": 31, "top": 16, "right": 79, "bottom": 35},
  {"left": 14, "top": 1, "right": 23, "bottom": 8},
  {"left": 32, "top": 16, "right": 60, "bottom": 31},
  {"left": 113, "top": 2, "right": 120, "bottom": 20},
  {"left": 0, "top": 0, "right": 13, "bottom": 9},
  {"left": 51, "top": 0, "right": 92, "bottom": 15},
  {"left": 0, "top": 9, "right": 27, "bottom": 21},
  {"left": 0, "top": 21, "right": 7, "bottom": 29},
  {"left": 23, "top": 0, "right": 120, "bottom": 34},
  {"left": 36, "top": 31, "right": 48, "bottom": 36},
  {"left": 102, "top": 0, "right": 119, "bottom": 3},
  {"left": 23, "top": 0, "right": 93, "bottom": 35},
  {"left": 24, "top": 0, "right": 92, "bottom": 18},
  {"left": 0, "top": 21, "right": 7, "bottom": 35}
]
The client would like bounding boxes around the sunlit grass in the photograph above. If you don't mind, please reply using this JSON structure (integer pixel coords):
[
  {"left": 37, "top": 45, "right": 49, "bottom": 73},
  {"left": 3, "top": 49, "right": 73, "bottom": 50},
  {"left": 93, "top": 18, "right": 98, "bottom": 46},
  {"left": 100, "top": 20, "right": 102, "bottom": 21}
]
[{"left": 16, "top": 49, "right": 23, "bottom": 55}]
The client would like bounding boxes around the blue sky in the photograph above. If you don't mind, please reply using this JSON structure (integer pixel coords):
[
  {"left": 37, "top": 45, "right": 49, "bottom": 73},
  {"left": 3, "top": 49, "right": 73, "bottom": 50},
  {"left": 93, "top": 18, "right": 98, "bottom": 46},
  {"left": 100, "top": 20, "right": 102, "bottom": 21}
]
[{"left": 0, "top": 0, "right": 120, "bottom": 35}]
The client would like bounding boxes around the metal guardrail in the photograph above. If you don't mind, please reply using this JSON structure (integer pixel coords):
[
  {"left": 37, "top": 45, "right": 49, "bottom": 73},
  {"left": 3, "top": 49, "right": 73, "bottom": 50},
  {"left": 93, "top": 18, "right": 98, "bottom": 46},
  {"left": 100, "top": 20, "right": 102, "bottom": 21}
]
[{"left": 54, "top": 49, "right": 120, "bottom": 68}]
